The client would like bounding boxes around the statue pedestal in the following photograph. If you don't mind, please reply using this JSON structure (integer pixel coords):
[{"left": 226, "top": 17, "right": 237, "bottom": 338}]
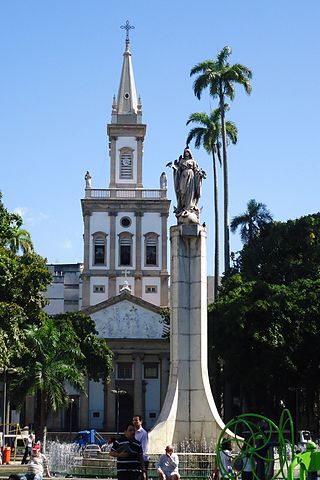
[{"left": 149, "top": 224, "right": 225, "bottom": 453}]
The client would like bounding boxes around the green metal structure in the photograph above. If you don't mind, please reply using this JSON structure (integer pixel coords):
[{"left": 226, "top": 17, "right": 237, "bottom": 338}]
[{"left": 215, "top": 409, "right": 317, "bottom": 480}]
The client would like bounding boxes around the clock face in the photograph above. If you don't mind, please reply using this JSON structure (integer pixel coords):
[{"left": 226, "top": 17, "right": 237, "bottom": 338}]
[{"left": 122, "top": 157, "right": 131, "bottom": 167}]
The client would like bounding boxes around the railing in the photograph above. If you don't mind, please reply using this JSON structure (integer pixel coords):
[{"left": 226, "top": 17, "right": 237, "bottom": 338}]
[
  {"left": 85, "top": 188, "right": 167, "bottom": 200},
  {"left": 69, "top": 452, "right": 216, "bottom": 479}
]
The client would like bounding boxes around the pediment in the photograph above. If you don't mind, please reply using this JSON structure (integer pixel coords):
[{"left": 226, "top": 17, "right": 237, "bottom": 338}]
[{"left": 82, "top": 292, "right": 166, "bottom": 340}]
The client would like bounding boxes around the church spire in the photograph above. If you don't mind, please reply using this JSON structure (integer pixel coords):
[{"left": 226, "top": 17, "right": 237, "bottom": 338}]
[{"left": 113, "top": 21, "right": 141, "bottom": 123}]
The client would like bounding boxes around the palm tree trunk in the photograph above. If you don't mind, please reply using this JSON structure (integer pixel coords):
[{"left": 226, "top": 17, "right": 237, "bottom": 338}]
[
  {"left": 212, "top": 150, "right": 219, "bottom": 299},
  {"left": 219, "top": 90, "right": 230, "bottom": 274},
  {"left": 35, "top": 390, "right": 48, "bottom": 444}
]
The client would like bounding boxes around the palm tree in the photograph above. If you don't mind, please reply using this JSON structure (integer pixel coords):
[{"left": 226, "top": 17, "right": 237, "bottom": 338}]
[
  {"left": 7, "top": 227, "right": 34, "bottom": 254},
  {"left": 230, "top": 198, "right": 273, "bottom": 245},
  {"left": 11, "top": 317, "right": 85, "bottom": 441},
  {"left": 186, "top": 108, "right": 238, "bottom": 299},
  {"left": 190, "top": 46, "right": 252, "bottom": 274}
]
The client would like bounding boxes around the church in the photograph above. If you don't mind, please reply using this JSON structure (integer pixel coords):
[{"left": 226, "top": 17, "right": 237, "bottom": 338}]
[
  {"left": 21, "top": 26, "right": 216, "bottom": 437},
  {"left": 34, "top": 27, "right": 171, "bottom": 434}
]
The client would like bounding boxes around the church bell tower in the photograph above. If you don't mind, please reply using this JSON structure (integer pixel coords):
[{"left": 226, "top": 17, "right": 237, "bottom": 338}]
[{"left": 81, "top": 24, "right": 170, "bottom": 309}]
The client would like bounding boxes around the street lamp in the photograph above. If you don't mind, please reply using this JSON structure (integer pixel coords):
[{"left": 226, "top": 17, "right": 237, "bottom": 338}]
[
  {"left": 289, "top": 386, "right": 301, "bottom": 442},
  {"left": 111, "top": 387, "right": 127, "bottom": 436},
  {"left": 69, "top": 398, "right": 74, "bottom": 443}
]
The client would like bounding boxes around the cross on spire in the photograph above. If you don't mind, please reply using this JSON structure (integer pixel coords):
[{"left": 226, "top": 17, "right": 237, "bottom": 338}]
[{"left": 120, "top": 20, "right": 135, "bottom": 43}]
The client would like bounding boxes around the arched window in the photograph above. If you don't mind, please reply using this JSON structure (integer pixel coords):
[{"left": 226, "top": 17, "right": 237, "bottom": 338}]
[
  {"left": 118, "top": 232, "right": 133, "bottom": 266},
  {"left": 144, "top": 232, "right": 159, "bottom": 266},
  {"left": 119, "top": 147, "right": 134, "bottom": 179},
  {"left": 92, "top": 232, "right": 107, "bottom": 266}
]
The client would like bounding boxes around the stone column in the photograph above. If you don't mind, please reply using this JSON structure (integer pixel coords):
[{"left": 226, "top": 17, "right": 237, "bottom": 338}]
[
  {"left": 160, "top": 213, "right": 169, "bottom": 306},
  {"left": 148, "top": 224, "right": 227, "bottom": 453},
  {"left": 82, "top": 211, "right": 91, "bottom": 308},
  {"left": 135, "top": 212, "right": 143, "bottom": 297},
  {"left": 109, "top": 136, "right": 117, "bottom": 187},
  {"left": 136, "top": 137, "right": 143, "bottom": 188},
  {"left": 109, "top": 212, "right": 117, "bottom": 297},
  {"left": 133, "top": 353, "right": 143, "bottom": 416},
  {"left": 105, "top": 356, "right": 117, "bottom": 431}
]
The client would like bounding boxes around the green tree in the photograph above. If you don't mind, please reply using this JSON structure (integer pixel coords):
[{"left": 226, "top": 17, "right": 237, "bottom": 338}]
[
  {"left": 186, "top": 108, "right": 238, "bottom": 298},
  {"left": 0, "top": 193, "right": 52, "bottom": 369},
  {"left": 11, "top": 313, "right": 113, "bottom": 439},
  {"left": 209, "top": 213, "right": 320, "bottom": 426},
  {"left": 210, "top": 275, "right": 320, "bottom": 421},
  {"left": 238, "top": 213, "right": 320, "bottom": 283},
  {"left": 12, "top": 317, "right": 85, "bottom": 439},
  {"left": 190, "top": 47, "right": 252, "bottom": 274},
  {"left": 7, "top": 228, "right": 34, "bottom": 255},
  {"left": 0, "top": 302, "right": 27, "bottom": 368},
  {"left": 230, "top": 198, "right": 273, "bottom": 245},
  {"left": 53, "top": 312, "right": 113, "bottom": 382}
]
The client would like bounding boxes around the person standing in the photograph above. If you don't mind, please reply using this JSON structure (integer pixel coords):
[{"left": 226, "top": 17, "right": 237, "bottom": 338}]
[
  {"left": 21, "top": 430, "right": 35, "bottom": 465},
  {"left": 110, "top": 423, "right": 146, "bottom": 480},
  {"left": 219, "top": 439, "right": 233, "bottom": 479},
  {"left": 157, "top": 445, "right": 180, "bottom": 480},
  {"left": 133, "top": 415, "right": 149, "bottom": 474}
]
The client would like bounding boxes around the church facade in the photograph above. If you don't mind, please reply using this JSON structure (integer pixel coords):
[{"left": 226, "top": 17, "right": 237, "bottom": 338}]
[{"left": 34, "top": 33, "right": 171, "bottom": 434}]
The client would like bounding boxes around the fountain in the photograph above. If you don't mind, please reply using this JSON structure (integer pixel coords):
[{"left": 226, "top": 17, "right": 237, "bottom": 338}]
[{"left": 46, "top": 440, "right": 216, "bottom": 479}]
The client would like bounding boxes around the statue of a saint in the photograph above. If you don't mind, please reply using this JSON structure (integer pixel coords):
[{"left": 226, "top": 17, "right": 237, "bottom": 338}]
[
  {"left": 85, "top": 171, "right": 92, "bottom": 189},
  {"left": 167, "top": 147, "right": 206, "bottom": 224},
  {"left": 160, "top": 171, "right": 167, "bottom": 189}
]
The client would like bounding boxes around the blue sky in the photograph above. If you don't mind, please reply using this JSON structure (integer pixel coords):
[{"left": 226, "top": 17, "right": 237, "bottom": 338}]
[{"left": 1, "top": 0, "right": 319, "bottom": 274}]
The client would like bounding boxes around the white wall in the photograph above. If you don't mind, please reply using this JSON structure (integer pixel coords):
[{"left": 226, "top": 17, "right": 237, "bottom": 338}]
[
  {"left": 142, "top": 277, "right": 160, "bottom": 305},
  {"left": 90, "top": 277, "right": 109, "bottom": 305},
  {"left": 88, "top": 380, "right": 104, "bottom": 429}
]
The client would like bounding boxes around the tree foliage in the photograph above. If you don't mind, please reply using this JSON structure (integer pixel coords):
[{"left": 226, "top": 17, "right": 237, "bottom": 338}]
[
  {"left": 0, "top": 193, "right": 51, "bottom": 369},
  {"left": 190, "top": 47, "right": 252, "bottom": 274},
  {"left": 209, "top": 213, "right": 320, "bottom": 424},
  {"left": 186, "top": 108, "right": 238, "bottom": 299},
  {"left": 53, "top": 312, "right": 113, "bottom": 382},
  {"left": 0, "top": 193, "right": 113, "bottom": 437},
  {"left": 230, "top": 198, "right": 273, "bottom": 245}
]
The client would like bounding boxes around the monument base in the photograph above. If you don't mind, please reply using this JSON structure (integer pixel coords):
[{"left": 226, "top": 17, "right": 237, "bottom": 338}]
[{"left": 148, "top": 225, "right": 226, "bottom": 453}]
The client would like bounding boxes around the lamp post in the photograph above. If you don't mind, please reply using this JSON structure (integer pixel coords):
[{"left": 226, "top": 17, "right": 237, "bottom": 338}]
[
  {"left": 69, "top": 398, "right": 74, "bottom": 443},
  {"left": 111, "top": 388, "right": 127, "bottom": 436},
  {"left": 289, "top": 386, "right": 301, "bottom": 442}
]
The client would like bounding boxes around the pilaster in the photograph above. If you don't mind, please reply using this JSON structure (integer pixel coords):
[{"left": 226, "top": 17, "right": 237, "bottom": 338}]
[
  {"left": 133, "top": 353, "right": 144, "bottom": 415},
  {"left": 136, "top": 137, "right": 143, "bottom": 187},
  {"left": 82, "top": 211, "right": 91, "bottom": 308},
  {"left": 105, "top": 357, "right": 117, "bottom": 430},
  {"left": 135, "top": 212, "right": 143, "bottom": 297},
  {"left": 109, "top": 136, "right": 117, "bottom": 188},
  {"left": 160, "top": 212, "right": 169, "bottom": 306},
  {"left": 109, "top": 212, "right": 117, "bottom": 297}
]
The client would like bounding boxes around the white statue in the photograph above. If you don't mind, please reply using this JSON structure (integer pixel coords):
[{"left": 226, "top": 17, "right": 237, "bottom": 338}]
[
  {"left": 167, "top": 147, "right": 206, "bottom": 224},
  {"left": 160, "top": 171, "right": 167, "bottom": 189},
  {"left": 85, "top": 171, "right": 92, "bottom": 189}
]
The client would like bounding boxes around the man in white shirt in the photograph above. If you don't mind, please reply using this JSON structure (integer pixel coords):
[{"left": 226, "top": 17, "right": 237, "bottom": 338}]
[
  {"left": 157, "top": 445, "right": 180, "bottom": 480},
  {"left": 133, "top": 415, "right": 149, "bottom": 476}
]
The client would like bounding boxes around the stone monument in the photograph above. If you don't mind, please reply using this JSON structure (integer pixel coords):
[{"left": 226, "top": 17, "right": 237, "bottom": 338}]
[{"left": 148, "top": 147, "right": 227, "bottom": 453}]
